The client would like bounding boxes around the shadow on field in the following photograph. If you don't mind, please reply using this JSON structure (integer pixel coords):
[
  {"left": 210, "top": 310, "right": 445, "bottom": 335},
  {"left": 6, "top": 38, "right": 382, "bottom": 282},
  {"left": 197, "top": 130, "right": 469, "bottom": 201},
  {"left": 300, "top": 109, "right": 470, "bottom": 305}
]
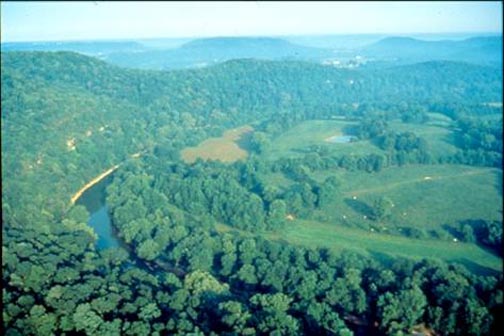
[
  {"left": 494, "top": 169, "right": 502, "bottom": 196},
  {"left": 441, "top": 224, "right": 461, "bottom": 240},
  {"left": 367, "top": 250, "right": 396, "bottom": 268},
  {"left": 235, "top": 131, "right": 254, "bottom": 152},
  {"left": 452, "top": 258, "right": 501, "bottom": 277},
  {"left": 344, "top": 198, "right": 374, "bottom": 217}
]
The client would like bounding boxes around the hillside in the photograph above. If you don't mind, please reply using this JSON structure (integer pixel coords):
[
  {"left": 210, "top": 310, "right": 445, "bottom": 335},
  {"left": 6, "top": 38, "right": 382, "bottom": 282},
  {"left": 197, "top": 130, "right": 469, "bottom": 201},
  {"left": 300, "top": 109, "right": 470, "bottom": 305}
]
[
  {"left": 103, "top": 36, "right": 335, "bottom": 69},
  {"left": 1, "top": 40, "right": 145, "bottom": 55},
  {"left": 360, "top": 35, "right": 503, "bottom": 67},
  {"left": 2, "top": 51, "right": 502, "bottom": 335}
]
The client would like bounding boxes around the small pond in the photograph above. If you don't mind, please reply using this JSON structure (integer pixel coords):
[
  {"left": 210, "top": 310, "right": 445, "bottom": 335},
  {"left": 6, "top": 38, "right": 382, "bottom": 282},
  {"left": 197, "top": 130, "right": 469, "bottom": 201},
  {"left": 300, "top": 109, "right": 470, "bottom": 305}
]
[{"left": 325, "top": 135, "right": 356, "bottom": 143}]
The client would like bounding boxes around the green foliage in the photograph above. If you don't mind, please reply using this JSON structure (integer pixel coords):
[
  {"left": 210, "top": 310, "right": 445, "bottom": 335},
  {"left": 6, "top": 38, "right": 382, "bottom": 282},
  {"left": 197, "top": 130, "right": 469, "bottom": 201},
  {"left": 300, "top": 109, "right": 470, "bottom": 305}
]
[
  {"left": 371, "top": 196, "right": 394, "bottom": 222},
  {"left": 2, "top": 50, "right": 502, "bottom": 336},
  {"left": 376, "top": 286, "right": 427, "bottom": 334},
  {"left": 137, "top": 239, "right": 161, "bottom": 261},
  {"left": 73, "top": 303, "right": 103, "bottom": 334}
]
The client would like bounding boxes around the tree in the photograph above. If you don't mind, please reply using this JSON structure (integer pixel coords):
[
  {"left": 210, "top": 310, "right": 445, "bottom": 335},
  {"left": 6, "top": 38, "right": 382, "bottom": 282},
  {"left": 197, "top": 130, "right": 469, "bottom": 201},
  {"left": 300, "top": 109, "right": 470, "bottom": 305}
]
[
  {"left": 250, "top": 293, "right": 300, "bottom": 335},
  {"left": 267, "top": 199, "right": 287, "bottom": 230},
  {"left": 376, "top": 286, "right": 427, "bottom": 334},
  {"left": 219, "top": 301, "right": 253, "bottom": 334},
  {"left": 137, "top": 239, "right": 161, "bottom": 261},
  {"left": 184, "top": 270, "right": 229, "bottom": 297},
  {"left": 250, "top": 131, "right": 270, "bottom": 154},
  {"left": 139, "top": 303, "right": 161, "bottom": 321},
  {"left": 26, "top": 305, "right": 57, "bottom": 336},
  {"left": 371, "top": 196, "right": 394, "bottom": 222},
  {"left": 237, "top": 264, "right": 258, "bottom": 286},
  {"left": 461, "top": 224, "right": 476, "bottom": 243},
  {"left": 306, "top": 301, "right": 353, "bottom": 336},
  {"left": 73, "top": 303, "right": 103, "bottom": 335}
]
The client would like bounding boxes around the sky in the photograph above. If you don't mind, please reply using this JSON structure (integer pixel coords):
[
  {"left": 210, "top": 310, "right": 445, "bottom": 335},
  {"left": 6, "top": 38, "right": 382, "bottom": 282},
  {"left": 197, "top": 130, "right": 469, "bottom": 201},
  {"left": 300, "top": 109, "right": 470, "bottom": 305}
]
[{"left": 1, "top": 1, "right": 502, "bottom": 42}]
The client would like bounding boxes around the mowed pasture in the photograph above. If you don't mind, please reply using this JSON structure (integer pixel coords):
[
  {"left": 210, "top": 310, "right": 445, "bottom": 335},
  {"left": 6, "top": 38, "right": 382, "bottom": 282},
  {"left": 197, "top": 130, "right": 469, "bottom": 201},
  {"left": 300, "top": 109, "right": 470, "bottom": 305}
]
[
  {"left": 181, "top": 125, "right": 253, "bottom": 163},
  {"left": 264, "top": 119, "right": 383, "bottom": 159},
  {"left": 264, "top": 118, "right": 459, "bottom": 160},
  {"left": 279, "top": 219, "right": 502, "bottom": 275},
  {"left": 389, "top": 120, "right": 459, "bottom": 157},
  {"left": 312, "top": 164, "right": 502, "bottom": 230}
]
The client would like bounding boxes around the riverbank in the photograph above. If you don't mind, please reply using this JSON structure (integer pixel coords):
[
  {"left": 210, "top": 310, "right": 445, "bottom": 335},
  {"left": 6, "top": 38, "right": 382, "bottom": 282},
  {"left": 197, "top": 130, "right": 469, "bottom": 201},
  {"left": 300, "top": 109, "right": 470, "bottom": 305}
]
[
  {"left": 70, "top": 151, "right": 145, "bottom": 205},
  {"left": 70, "top": 164, "right": 120, "bottom": 204}
]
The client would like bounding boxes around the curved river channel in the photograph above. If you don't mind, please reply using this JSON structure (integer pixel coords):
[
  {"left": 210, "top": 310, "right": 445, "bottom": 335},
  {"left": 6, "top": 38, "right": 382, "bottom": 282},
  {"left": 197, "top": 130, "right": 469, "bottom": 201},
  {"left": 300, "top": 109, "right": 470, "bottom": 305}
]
[
  {"left": 74, "top": 173, "right": 186, "bottom": 277},
  {"left": 73, "top": 171, "right": 373, "bottom": 335},
  {"left": 75, "top": 174, "right": 123, "bottom": 250}
]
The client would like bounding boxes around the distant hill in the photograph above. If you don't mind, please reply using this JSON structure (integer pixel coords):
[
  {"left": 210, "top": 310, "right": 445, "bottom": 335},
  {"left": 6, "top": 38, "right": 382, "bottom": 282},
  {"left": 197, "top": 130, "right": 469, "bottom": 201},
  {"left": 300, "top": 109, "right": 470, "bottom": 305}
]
[
  {"left": 360, "top": 36, "right": 502, "bottom": 67},
  {"left": 103, "top": 37, "right": 335, "bottom": 70},
  {"left": 1, "top": 40, "right": 145, "bottom": 56}
]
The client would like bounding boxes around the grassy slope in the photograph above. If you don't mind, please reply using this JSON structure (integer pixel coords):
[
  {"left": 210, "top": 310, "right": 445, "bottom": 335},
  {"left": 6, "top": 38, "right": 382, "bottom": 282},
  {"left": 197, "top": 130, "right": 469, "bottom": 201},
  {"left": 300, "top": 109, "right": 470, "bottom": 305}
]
[
  {"left": 265, "top": 118, "right": 460, "bottom": 160},
  {"left": 200, "top": 120, "right": 501, "bottom": 275},
  {"left": 215, "top": 216, "right": 501, "bottom": 275},
  {"left": 181, "top": 125, "right": 253, "bottom": 163},
  {"left": 256, "top": 119, "right": 501, "bottom": 274},
  {"left": 265, "top": 119, "right": 383, "bottom": 160},
  {"left": 311, "top": 164, "right": 502, "bottom": 229},
  {"left": 278, "top": 219, "right": 501, "bottom": 275}
]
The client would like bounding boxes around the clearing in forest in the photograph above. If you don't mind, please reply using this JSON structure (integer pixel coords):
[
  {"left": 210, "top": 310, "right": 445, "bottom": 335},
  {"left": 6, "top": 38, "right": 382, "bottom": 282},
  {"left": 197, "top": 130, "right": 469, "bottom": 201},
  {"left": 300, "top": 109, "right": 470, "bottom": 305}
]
[
  {"left": 310, "top": 164, "right": 502, "bottom": 230},
  {"left": 281, "top": 218, "right": 502, "bottom": 275},
  {"left": 181, "top": 125, "right": 253, "bottom": 163}
]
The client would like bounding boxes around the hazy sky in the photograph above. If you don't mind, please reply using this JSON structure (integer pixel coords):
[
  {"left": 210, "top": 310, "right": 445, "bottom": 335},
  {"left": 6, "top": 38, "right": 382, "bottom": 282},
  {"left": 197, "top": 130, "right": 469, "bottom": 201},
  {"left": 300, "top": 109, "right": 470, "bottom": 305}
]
[{"left": 1, "top": 1, "right": 502, "bottom": 42}]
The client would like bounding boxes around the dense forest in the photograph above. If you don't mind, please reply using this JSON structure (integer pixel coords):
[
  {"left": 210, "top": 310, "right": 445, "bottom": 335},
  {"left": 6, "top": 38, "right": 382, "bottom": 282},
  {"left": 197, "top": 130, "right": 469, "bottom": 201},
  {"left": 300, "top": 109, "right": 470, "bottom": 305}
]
[{"left": 2, "top": 48, "right": 503, "bottom": 335}]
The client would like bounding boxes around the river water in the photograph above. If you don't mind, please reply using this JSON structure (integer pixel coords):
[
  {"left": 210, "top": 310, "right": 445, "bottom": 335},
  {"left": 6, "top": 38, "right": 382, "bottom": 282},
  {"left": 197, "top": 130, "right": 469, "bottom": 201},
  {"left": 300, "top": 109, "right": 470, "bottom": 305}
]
[
  {"left": 74, "top": 173, "right": 181, "bottom": 276},
  {"left": 72, "top": 170, "right": 373, "bottom": 334},
  {"left": 75, "top": 174, "right": 122, "bottom": 250}
]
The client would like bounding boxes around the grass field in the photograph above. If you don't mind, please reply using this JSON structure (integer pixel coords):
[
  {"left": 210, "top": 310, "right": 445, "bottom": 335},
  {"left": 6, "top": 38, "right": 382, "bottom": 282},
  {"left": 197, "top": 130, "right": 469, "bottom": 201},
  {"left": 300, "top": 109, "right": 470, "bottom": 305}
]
[
  {"left": 311, "top": 164, "right": 501, "bottom": 230},
  {"left": 215, "top": 216, "right": 501, "bottom": 275},
  {"left": 206, "top": 120, "right": 502, "bottom": 275},
  {"left": 181, "top": 125, "right": 253, "bottom": 163},
  {"left": 264, "top": 119, "right": 383, "bottom": 159},
  {"left": 278, "top": 219, "right": 502, "bottom": 275},
  {"left": 264, "top": 118, "right": 459, "bottom": 160}
]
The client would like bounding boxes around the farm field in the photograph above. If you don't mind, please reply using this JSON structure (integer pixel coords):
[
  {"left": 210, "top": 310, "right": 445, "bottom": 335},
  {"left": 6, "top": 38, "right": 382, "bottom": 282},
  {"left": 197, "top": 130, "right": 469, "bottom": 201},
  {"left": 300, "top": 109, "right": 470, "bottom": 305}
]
[
  {"left": 264, "top": 118, "right": 459, "bottom": 160},
  {"left": 311, "top": 164, "right": 501, "bottom": 230},
  {"left": 389, "top": 120, "right": 459, "bottom": 157},
  {"left": 181, "top": 125, "right": 253, "bottom": 163},
  {"left": 215, "top": 208, "right": 501, "bottom": 275},
  {"left": 279, "top": 219, "right": 502, "bottom": 275},
  {"left": 264, "top": 119, "right": 382, "bottom": 159}
]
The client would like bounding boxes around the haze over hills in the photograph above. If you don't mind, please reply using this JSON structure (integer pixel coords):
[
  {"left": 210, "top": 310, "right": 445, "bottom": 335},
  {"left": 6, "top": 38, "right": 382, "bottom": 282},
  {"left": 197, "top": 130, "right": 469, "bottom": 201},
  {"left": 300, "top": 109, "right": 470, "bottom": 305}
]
[
  {"left": 2, "top": 34, "right": 502, "bottom": 70},
  {"left": 0, "top": 40, "right": 145, "bottom": 55},
  {"left": 103, "top": 36, "right": 336, "bottom": 70},
  {"left": 359, "top": 35, "right": 503, "bottom": 67}
]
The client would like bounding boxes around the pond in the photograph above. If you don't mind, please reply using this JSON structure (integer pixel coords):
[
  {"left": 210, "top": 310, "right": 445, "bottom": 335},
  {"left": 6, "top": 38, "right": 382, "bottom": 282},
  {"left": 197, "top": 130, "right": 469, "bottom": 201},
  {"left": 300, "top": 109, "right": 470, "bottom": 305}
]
[{"left": 325, "top": 134, "right": 356, "bottom": 143}]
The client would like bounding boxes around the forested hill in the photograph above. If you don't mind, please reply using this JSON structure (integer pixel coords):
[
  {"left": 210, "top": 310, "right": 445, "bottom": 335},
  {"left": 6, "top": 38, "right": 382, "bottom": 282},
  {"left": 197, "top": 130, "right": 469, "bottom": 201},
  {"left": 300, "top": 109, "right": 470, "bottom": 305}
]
[
  {"left": 103, "top": 37, "right": 334, "bottom": 70},
  {"left": 0, "top": 40, "right": 144, "bottom": 55},
  {"left": 2, "top": 51, "right": 502, "bottom": 227},
  {"left": 3, "top": 51, "right": 501, "bottom": 108},
  {"left": 360, "top": 35, "right": 503, "bottom": 67}
]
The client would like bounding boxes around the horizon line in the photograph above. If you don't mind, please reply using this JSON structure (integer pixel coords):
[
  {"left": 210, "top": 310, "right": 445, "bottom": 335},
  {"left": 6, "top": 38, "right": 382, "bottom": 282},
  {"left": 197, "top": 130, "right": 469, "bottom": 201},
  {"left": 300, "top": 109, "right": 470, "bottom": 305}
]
[{"left": 1, "top": 31, "right": 502, "bottom": 44}]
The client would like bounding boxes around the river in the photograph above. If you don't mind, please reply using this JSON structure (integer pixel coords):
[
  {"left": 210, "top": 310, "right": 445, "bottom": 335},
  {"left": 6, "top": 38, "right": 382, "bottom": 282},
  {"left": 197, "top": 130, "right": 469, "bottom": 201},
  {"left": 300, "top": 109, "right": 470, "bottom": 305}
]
[
  {"left": 75, "top": 174, "right": 123, "bottom": 250},
  {"left": 74, "top": 172, "right": 185, "bottom": 276},
  {"left": 72, "top": 170, "right": 374, "bottom": 335}
]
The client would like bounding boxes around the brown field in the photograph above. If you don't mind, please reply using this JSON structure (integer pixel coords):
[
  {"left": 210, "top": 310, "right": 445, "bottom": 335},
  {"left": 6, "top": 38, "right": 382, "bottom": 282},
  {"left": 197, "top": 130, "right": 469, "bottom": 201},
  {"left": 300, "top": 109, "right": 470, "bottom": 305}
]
[{"left": 181, "top": 125, "right": 253, "bottom": 163}]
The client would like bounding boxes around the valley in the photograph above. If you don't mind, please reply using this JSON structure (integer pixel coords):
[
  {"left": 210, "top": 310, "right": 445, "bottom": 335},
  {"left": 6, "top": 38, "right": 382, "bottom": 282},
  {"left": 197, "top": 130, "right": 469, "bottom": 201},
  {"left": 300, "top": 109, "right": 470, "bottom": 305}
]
[{"left": 2, "top": 32, "right": 502, "bottom": 336}]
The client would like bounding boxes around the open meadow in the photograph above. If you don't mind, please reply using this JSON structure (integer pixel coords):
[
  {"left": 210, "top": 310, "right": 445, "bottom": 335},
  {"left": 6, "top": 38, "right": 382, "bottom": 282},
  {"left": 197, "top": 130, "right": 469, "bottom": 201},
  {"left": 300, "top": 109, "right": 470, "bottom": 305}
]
[
  {"left": 264, "top": 117, "right": 460, "bottom": 160},
  {"left": 181, "top": 125, "right": 253, "bottom": 163}
]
